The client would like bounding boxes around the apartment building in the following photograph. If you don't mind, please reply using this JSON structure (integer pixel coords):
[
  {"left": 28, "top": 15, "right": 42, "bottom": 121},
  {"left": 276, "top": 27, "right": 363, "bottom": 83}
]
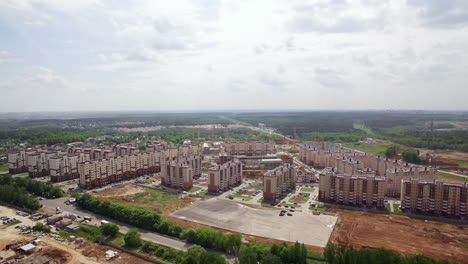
[
  {"left": 26, "top": 151, "right": 56, "bottom": 178},
  {"left": 223, "top": 141, "right": 275, "bottom": 156},
  {"left": 49, "top": 154, "right": 84, "bottom": 182},
  {"left": 8, "top": 150, "right": 28, "bottom": 174},
  {"left": 208, "top": 160, "right": 243, "bottom": 193},
  {"left": 78, "top": 151, "right": 162, "bottom": 188},
  {"left": 319, "top": 168, "right": 386, "bottom": 208},
  {"left": 263, "top": 163, "right": 296, "bottom": 201},
  {"left": 300, "top": 143, "right": 437, "bottom": 197},
  {"left": 161, "top": 158, "right": 194, "bottom": 190},
  {"left": 401, "top": 179, "right": 468, "bottom": 218}
]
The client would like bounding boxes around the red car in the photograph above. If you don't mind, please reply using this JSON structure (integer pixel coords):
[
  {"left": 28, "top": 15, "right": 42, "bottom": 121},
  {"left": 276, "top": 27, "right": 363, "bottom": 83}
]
[{"left": 279, "top": 212, "right": 285, "bottom": 216}]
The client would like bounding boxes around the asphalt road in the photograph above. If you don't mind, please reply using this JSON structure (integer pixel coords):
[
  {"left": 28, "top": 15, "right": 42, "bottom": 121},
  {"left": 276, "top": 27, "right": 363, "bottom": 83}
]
[{"left": 41, "top": 197, "right": 236, "bottom": 263}]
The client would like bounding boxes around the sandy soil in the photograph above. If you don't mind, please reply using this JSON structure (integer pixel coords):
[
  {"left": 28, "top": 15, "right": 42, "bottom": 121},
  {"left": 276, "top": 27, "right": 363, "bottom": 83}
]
[
  {"left": 92, "top": 184, "right": 147, "bottom": 198},
  {"left": 419, "top": 148, "right": 468, "bottom": 162},
  {"left": 329, "top": 208, "right": 468, "bottom": 263}
]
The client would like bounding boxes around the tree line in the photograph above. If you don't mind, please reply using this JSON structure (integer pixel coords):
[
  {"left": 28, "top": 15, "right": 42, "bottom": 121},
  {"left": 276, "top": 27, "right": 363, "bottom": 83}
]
[
  {"left": 0, "top": 174, "right": 63, "bottom": 199},
  {"left": 0, "top": 174, "right": 63, "bottom": 212},
  {"left": 324, "top": 243, "right": 457, "bottom": 264}
]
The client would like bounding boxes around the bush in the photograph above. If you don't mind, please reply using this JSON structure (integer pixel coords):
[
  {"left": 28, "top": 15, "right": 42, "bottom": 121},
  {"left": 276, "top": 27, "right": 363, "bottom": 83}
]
[
  {"left": 100, "top": 223, "right": 119, "bottom": 237},
  {"left": 124, "top": 228, "right": 142, "bottom": 248},
  {"left": 32, "top": 222, "right": 51, "bottom": 233},
  {"left": 401, "top": 149, "right": 422, "bottom": 164}
]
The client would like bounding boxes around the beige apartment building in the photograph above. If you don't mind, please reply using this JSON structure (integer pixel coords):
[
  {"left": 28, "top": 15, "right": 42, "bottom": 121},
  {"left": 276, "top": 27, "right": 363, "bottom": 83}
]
[
  {"left": 208, "top": 160, "right": 243, "bottom": 193},
  {"left": 401, "top": 179, "right": 468, "bottom": 218},
  {"left": 79, "top": 151, "right": 162, "bottom": 188},
  {"left": 8, "top": 150, "right": 28, "bottom": 174},
  {"left": 319, "top": 168, "right": 386, "bottom": 208},
  {"left": 223, "top": 141, "right": 275, "bottom": 156},
  {"left": 160, "top": 156, "right": 203, "bottom": 191},
  {"left": 263, "top": 163, "right": 296, "bottom": 201},
  {"left": 300, "top": 143, "right": 437, "bottom": 197}
]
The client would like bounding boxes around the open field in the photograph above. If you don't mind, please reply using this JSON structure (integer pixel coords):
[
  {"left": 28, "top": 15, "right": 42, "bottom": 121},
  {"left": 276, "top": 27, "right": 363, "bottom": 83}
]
[
  {"left": 172, "top": 199, "right": 337, "bottom": 248},
  {"left": 92, "top": 184, "right": 201, "bottom": 218},
  {"left": 329, "top": 208, "right": 468, "bottom": 263},
  {"left": 437, "top": 171, "right": 468, "bottom": 182},
  {"left": 344, "top": 142, "right": 391, "bottom": 156}
]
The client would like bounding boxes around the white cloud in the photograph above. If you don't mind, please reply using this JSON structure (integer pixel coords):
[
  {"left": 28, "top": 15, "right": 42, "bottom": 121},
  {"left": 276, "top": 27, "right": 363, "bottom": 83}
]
[{"left": 0, "top": 0, "right": 467, "bottom": 111}]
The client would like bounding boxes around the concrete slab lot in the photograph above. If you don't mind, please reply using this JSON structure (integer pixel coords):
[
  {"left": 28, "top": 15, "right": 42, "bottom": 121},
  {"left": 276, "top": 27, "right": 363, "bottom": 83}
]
[{"left": 172, "top": 199, "right": 337, "bottom": 247}]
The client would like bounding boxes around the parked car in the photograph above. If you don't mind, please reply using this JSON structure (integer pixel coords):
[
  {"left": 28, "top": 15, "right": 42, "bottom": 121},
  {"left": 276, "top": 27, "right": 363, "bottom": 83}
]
[
  {"left": 287, "top": 213, "right": 293, "bottom": 216},
  {"left": 279, "top": 212, "right": 285, "bottom": 216}
]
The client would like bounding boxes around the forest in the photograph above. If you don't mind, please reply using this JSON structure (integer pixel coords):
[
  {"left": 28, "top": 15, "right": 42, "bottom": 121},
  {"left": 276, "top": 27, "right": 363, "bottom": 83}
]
[
  {"left": 1, "top": 111, "right": 467, "bottom": 152},
  {"left": 0, "top": 174, "right": 62, "bottom": 211}
]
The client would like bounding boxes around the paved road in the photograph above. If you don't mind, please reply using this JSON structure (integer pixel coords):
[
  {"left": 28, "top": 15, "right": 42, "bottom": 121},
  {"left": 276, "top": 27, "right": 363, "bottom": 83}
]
[{"left": 41, "top": 198, "right": 236, "bottom": 263}]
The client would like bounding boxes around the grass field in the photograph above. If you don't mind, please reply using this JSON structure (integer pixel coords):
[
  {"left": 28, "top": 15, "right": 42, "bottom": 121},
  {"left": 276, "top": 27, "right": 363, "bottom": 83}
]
[
  {"left": 121, "top": 188, "right": 181, "bottom": 207},
  {"left": 228, "top": 193, "right": 252, "bottom": 200},
  {"left": 385, "top": 203, "right": 391, "bottom": 212},
  {"left": 288, "top": 193, "right": 310, "bottom": 204},
  {"left": 188, "top": 186, "right": 202, "bottom": 193},
  {"left": 437, "top": 172, "right": 468, "bottom": 182},
  {"left": 0, "top": 163, "right": 8, "bottom": 172},
  {"left": 393, "top": 204, "right": 401, "bottom": 213},
  {"left": 301, "top": 187, "right": 315, "bottom": 192},
  {"left": 344, "top": 142, "right": 390, "bottom": 156},
  {"left": 0, "top": 220, "right": 21, "bottom": 230}
]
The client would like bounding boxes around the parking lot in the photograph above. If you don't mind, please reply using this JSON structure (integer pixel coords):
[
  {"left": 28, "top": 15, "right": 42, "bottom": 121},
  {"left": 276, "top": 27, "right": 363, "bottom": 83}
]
[{"left": 172, "top": 198, "right": 337, "bottom": 247}]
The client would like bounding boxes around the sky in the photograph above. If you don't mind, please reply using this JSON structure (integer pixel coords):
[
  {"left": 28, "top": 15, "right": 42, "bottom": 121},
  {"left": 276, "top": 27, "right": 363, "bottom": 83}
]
[{"left": 0, "top": 0, "right": 468, "bottom": 112}]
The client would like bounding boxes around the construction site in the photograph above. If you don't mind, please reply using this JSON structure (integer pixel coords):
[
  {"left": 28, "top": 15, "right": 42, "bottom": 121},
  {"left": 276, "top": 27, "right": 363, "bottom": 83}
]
[
  {"left": 0, "top": 206, "right": 148, "bottom": 264},
  {"left": 329, "top": 208, "right": 468, "bottom": 264}
]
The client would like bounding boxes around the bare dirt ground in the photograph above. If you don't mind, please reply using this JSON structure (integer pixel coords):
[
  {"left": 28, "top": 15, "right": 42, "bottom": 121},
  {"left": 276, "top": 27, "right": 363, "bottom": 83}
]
[
  {"left": 419, "top": 148, "right": 468, "bottom": 161},
  {"left": 0, "top": 226, "right": 148, "bottom": 264},
  {"left": 93, "top": 184, "right": 202, "bottom": 218},
  {"left": 329, "top": 208, "right": 468, "bottom": 263},
  {"left": 92, "top": 184, "right": 147, "bottom": 198}
]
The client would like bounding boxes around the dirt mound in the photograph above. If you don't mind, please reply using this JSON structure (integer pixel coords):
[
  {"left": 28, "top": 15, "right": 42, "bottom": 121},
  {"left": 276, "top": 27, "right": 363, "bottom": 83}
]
[
  {"left": 330, "top": 208, "right": 468, "bottom": 263},
  {"left": 39, "top": 248, "right": 71, "bottom": 264},
  {"left": 93, "top": 184, "right": 147, "bottom": 199}
]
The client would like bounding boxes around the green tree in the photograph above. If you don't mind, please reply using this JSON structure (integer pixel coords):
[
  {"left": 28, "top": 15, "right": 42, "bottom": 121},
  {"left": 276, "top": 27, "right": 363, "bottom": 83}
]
[
  {"left": 124, "top": 228, "right": 142, "bottom": 248},
  {"left": 385, "top": 145, "right": 399, "bottom": 158},
  {"left": 199, "top": 252, "right": 227, "bottom": 264},
  {"left": 185, "top": 245, "right": 206, "bottom": 264},
  {"left": 261, "top": 252, "right": 282, "bottom": 264},
  {"left": 100, "top": 223, "right": 119, "bottom": 237},
  {"left": 401, "top": 149, "right": 422, "bottom": 164},
  {"left": 238, "top": 245, "right": 257, "bottom": 264}
]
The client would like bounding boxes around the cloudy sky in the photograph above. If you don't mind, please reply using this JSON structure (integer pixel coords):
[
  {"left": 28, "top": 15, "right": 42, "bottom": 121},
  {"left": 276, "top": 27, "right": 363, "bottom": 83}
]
[{"left": 1, "top": 0, "right": 468, "bottom": 112}]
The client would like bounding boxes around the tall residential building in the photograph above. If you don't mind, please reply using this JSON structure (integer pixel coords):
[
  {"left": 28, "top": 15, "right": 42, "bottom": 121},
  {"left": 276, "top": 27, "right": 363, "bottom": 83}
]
[
  {"left": 299, "top": 143, "right": 436, "bottom": 197},
  {"left": 401, "top": 179, "right": 468, "bottom": 218},
  {"left": 208, "top": 160, "right": 243, "bottom": 193},
  {"left": 8, "top": 150, "right": 28, "bottom": 174},
  {"left": 319, "top": 168, "right": 386, "bottom": 208},
  {"left": 263, "top": 163, "right": 296, "bottom": 201},
  {"left": 161, "top": 158, "right": 194, "bottom": 190},
  {"left": 78, "top": 151, "right": 162, "bottom": 188},
  {"left": 49, "top": 154, "right": 83, "bottom": 182}
]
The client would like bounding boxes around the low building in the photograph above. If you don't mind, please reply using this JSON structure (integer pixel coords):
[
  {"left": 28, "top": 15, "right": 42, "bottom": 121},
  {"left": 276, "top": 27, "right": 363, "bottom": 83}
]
[
  {"left": 46, "top": 215, "right": 63, "bottom": 225},
  {"left": 401, "top": 179, "right": 468, "bottom": 218},
  {"left": 263, "top": 164, "right": 296, "bottom": 201},
  {"left": 18, "top": 244, "right": 35, "bottom": 254},
  {"left": 208, "top": 160, "right": 243, "bottom": 193}
]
